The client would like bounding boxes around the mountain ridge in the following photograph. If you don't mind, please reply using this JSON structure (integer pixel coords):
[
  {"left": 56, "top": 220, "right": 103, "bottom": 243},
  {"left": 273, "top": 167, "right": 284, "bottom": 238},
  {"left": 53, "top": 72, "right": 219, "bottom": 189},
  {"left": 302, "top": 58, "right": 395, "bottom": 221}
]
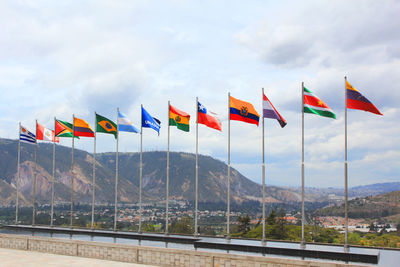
[{"left": 0, "top": 138, "right": 397, "bottom": 206}]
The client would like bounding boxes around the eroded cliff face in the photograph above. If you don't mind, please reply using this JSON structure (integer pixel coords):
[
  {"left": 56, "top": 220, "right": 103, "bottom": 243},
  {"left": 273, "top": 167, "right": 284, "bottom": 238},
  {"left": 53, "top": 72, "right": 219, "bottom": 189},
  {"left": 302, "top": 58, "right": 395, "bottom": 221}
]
[{"left": 0, "top": 138, "right": 319, "bottom": 206}]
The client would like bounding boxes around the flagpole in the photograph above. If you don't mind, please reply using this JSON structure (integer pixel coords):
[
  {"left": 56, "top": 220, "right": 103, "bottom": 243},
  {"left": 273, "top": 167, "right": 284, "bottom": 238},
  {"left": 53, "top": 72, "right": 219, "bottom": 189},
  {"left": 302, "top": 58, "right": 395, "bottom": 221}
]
[
  {"left": 71, "top": 114, "right": 75, "bottom": 228},
  {"left": 301, "top": 82, "right": 306, "bottom": 248},
  {"left": 227, "top": 92, "right": 231, "bottom": 240},
  {"left": 50, "top": 117, "right": 56, "bottom": 227},
  {"left": 139, "top": 105, "right": 143, "bottom": 234},
  {"left": 32, "top": 120, "right": 38, "bottom": 226},
  {"left": 261, "top": 88, "right": 266, "bottom": 243},
  {"left": 166, "top": 101, "right": 170, "bottom": 235},
  {"left": 15, "top": 122, "right": 21, "bottom": 225},
  {"left": 195, "top": 97, "right": 199, "bottom": 236},
  {"left": 114, "top": 108, "right": 120, "bottom": 232},
  {"left": 344, "top": 76, "right": 349, "bottom": 250},
  {"left": 91, "top": 113, "right": 96, "bottom": 230}
]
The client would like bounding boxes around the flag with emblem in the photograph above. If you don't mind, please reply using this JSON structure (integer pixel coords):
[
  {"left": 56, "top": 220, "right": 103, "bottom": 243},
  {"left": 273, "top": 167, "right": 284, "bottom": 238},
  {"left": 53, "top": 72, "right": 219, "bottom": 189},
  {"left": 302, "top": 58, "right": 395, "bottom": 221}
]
[
  {"left": 37, "top": 122, "right": 59, "bottom": 142},
  {"left": 20, "top": 125, "right": 36, "bottom": 144},
  {"left": 169, "top": 104, "right": 190, "bottom": 132},
  {"left": 118, "top": 111, "right": 140, "bottom": 133},
  {"left": 303, "top": 87, "right": 336, "bottom": 119},
  {"left": 229, "top": 96, "right": 260, "bottom": 126},
  {"left": 96, "top": 113, "right": 117, "bottom": 138}
]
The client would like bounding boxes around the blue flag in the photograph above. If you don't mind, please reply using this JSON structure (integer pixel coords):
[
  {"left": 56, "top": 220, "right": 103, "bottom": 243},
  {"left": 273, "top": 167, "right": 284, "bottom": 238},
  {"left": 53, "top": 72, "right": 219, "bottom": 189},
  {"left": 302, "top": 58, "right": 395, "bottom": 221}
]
[
  {"left": 141, "top": 106, "right": 161, "bottom": 134},
  {"left": 20, "top": 125, "right": 36, "bottom": 144},
  {"left": 118, "top": 111, "right": 140, "bottom": 133}
]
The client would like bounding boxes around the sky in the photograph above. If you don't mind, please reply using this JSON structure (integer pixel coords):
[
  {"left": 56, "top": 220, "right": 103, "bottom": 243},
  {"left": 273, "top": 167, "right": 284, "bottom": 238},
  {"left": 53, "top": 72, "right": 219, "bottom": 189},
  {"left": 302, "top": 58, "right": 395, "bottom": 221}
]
[{"left": 1, "top": 0, "right": 399, "bottom": 188}]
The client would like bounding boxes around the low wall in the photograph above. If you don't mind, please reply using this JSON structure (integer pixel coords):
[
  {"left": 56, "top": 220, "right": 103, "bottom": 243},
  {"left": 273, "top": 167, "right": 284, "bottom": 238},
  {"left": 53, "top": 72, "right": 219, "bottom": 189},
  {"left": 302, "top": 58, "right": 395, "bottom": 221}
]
[{"left": 0, "top": 233, "right": 363, "bottom": 267}]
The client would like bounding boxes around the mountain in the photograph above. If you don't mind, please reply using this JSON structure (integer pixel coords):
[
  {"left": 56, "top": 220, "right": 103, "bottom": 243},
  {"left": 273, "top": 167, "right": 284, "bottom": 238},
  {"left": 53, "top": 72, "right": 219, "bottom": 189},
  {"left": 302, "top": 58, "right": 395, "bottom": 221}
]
[
  {"left": 315, "top": 190, "right": 400, "bottom": 219},
  {"left": 0, "top": 138, "right": 303, "bottom": 206},
  {"left": 285, "top": 182, "right": 400, "bottom": 199},
  {"left": 0, "top": 137, "right": 398, "bottom": 207},
  {"left": 349, "top": 183, "right": 400, "bottom": 197}
]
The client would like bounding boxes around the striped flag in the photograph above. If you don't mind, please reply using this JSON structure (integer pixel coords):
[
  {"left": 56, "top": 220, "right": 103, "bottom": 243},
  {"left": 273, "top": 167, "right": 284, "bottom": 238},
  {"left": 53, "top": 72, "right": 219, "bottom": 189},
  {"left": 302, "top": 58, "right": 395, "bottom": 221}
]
[
  {"left": 263, "top": 92, "right": 287, "bottom": 128},
  {"left": 229, "top": 96, "right": 260, "bottom": 126},
  {"left": 118, "top": 111, "right": 139, "bottom": 133},
  {"left": 346, "top": 80, "right": 382, "bottom": 115},
  {"left": 37, "top": 122, "right": 59, "bottom": 142},
  {"left": 303, "top": 87, "right": 336, "bottom": 119},
  {"left": 198, "top": 101, "right": 222, "bottom": 131},
  {"left": 20, "top": 125, "right": 36, "bottom": 144},
  {"left": 73, "top": 117, "right": 95, "bottom": 137},
  {"left": 169, "top": 104, "right": 190, "bottom": 132}
]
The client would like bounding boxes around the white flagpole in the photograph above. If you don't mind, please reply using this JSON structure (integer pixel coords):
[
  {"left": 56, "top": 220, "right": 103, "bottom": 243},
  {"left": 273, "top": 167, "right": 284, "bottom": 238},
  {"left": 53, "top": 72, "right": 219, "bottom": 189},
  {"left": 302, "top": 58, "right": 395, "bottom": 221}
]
[
  {"left": 227, "top": 92, "right": 231, "bottom": 240},
  {"left": 139, "top": 105, "right": 143, "bottom": 234},
  {"left": 32, "top": 120, "right": 38, "bottom": 226},
  {"left": 301, "top": 82, "right": 306, "bottom": 248},
  {"left": 344, "top": 76, "right": 349, "bottom": 249},
  {"left": 195, "top": 97, "right": 199, "bottom": 236},
  {"left": 70, "top": 115, "right": 75, "bottom": 228},
  {"left": 50, "top": 117, "right": 56, "bottom": 227},
  {"left": 114, "top": 108, "right": 120, "bottom": 232},
  {"left": 166, "top": 101, "right": 170, "bottom": 235},
  {"left": 261, "top": 88, "right": 266, "bottom": 243},
  {"left": 15, "top": 122, "right": 21, "bottom": 225},
  {"left": 91, "top": 113, "right": 96, "bottom": 230}
]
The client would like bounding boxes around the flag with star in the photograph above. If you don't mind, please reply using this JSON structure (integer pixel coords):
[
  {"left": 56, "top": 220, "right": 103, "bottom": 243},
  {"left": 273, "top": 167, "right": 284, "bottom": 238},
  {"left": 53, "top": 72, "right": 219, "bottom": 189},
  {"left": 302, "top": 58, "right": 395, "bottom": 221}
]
[
  {"left": 96, "top": 113, "right": 117, "bottom": 138},
  {"left": 303, "top": 87, "right": 336, "bottom": 119}
]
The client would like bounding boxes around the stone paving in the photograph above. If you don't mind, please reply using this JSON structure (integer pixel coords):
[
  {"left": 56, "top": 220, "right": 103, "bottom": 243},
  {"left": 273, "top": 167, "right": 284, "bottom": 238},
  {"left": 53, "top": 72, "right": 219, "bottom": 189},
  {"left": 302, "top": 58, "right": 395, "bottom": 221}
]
[{"left": 0, "top": 248, "right": 156, "bottom": 267}]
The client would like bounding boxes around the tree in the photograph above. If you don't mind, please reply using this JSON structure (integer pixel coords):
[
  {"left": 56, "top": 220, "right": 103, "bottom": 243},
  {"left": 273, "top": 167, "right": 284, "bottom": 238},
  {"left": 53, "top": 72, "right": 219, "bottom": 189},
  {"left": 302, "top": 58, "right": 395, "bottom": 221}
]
[
  {"left": 237, "top": 214, "right": 251, "bottom": 234},
  {"left": 369, "top": 223, "right": 376, "bottom": 232},
  {"left": 266, "top": 209, "right": 277, "bottom": 225},
  {"left": 169, "top": 216, "right": 193, "bottom": 234}
]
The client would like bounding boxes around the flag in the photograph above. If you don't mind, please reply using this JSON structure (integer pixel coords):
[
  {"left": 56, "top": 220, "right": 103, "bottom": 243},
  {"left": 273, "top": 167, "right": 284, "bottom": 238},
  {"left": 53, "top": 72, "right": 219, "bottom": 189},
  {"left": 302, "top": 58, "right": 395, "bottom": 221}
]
[
  {"left": 198, "top": 101, "right": 222, "bottom": 131},
  {"left": 96, "top": 113, "right": 117, "bottom": 138},
  {"left": 118, "top": 111, "right": 139, "bottom": 133},
  {"left": 346, "top": 80, "right": 382, "bottom": 115},
  {"left": 303, "top": 87, "right": 336, "bottom": 119},
  {"left": 169, "top": 104, "right": 190, "bottom": 132},
  {"left": 263, "top": 93, "right": 287, "bottom": 128},
  {"left": 37, "top": 122, "right": 59, "bottom": 142},
  {"left": 20, "top": 125, "right": 36, "bottom": 144},
  {"left": 74, "top": 117, "right": 95, "bottom": 137},
  {"left": 229, "top": 96, "right": 260, "bottom": 126},
  {"left": 55, "top": 119, "right": 78, "bottom": 138},
  {"left": 141, "top": 106, "right": 161, "bottom": 134}
]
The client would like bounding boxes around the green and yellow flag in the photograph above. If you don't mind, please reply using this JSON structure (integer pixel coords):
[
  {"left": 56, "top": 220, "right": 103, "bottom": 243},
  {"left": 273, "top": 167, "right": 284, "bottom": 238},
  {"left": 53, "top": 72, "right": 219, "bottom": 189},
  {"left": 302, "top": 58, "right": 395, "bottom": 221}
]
[
  {"left": 96, "top": 113, "right": 117, "bottom": 138},
  {"left": 55, "top": 119, "right": 79, "bottom": 138},
  {"left": 169, "top": 104, "right": 190, "bottom": 132}
]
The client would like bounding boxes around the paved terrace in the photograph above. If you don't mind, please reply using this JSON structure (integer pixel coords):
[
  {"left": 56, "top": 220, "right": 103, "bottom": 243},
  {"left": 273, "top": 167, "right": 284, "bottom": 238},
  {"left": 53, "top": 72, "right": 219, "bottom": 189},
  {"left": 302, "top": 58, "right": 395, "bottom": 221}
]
[{"left": 0, "top": 248, "right": 154, "bottom": 267}]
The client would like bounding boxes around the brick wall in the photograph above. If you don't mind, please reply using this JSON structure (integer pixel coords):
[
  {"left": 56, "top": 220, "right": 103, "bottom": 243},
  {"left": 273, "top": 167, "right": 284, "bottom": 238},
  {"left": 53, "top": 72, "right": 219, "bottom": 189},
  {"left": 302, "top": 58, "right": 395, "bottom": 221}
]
[{"left": 0, "top": 233, "right": 362, "bottom": 267}]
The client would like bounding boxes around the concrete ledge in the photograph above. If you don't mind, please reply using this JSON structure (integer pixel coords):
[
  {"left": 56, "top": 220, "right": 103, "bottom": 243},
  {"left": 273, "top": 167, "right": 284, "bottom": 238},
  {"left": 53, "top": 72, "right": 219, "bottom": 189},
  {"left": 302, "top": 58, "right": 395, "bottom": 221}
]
[{"left": 0, "top": 233, "right": 366, "bottom": 267}]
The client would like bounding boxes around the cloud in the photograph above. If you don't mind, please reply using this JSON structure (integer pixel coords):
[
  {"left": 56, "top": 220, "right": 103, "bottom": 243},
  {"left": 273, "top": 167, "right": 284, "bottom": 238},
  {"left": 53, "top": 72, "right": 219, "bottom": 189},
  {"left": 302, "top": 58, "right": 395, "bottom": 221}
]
[{"left": 0, "top": 1, "right": 398, "bottom": 188}]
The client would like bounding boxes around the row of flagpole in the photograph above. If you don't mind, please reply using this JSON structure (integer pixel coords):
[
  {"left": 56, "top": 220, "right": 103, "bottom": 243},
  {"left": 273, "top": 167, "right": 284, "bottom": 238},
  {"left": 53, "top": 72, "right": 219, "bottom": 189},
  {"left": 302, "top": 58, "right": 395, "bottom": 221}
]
[{"left": 14, "top": 78, "right": 382, "bottom": 249}]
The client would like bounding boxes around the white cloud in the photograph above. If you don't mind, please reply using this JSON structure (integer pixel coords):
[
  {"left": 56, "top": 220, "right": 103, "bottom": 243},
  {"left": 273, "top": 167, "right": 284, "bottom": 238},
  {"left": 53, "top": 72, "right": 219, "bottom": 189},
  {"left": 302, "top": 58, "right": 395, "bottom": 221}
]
[{"left": 0, "top": 1, "right": 398, "bottom": 188}]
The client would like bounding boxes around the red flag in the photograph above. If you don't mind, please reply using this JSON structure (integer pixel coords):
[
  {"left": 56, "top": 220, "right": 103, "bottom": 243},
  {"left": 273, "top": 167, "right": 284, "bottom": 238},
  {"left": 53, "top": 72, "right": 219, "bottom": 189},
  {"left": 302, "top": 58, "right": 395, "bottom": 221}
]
[
  {"left": 346, "top": 80, "right": 382, "bottom": 115},
  {"left": 37, "top": 122, "right": 59, "bottom": 142},
  {"left": 197, "top": 101, "right": 222, "bottom": 131}
]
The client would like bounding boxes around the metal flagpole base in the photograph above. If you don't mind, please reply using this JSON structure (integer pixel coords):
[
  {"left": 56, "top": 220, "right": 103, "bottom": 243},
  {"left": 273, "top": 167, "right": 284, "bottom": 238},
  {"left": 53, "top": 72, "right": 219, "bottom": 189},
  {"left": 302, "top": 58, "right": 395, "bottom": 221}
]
[
  {"left": 261, "top": 239, "right": 266, "bottom": 246},
  {"left": 344, "top": 244, "right": 350, "bottom": 252},
  {"left": 300, "top": 240, "right": 306, "bottom": 249}
]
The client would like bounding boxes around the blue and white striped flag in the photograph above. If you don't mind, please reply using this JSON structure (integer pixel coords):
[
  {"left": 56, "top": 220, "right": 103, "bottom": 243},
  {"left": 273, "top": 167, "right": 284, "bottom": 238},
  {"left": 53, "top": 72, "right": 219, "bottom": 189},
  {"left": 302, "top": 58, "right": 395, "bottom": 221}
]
[
  {"left": 20, "top": 125, "right": 36, "bottom": 144},
  {"left": 118, "top": 111, "right": 140, "bottom": 133}
]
